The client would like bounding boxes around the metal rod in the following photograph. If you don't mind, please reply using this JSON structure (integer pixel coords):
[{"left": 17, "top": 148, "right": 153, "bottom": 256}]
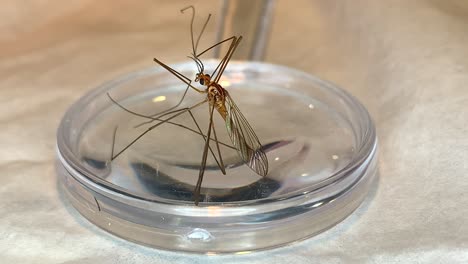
[{"left": 215, "top": 0, "right": 276, "bottom": 61}]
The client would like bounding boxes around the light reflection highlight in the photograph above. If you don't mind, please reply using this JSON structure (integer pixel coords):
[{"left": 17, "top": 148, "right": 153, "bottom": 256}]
[
  {"left": 208, "top": 206, "right": 222, "bottom": 216},
  {"left": 312, "top": 202, "right": 323, "bottom": 208},
  {"left": 152, "top": 95, "right": 166, "bottom": 102},
  {"left": 235, "top": 251, "right": 252, "bottom": 255},
  {"left": 220, "top": 80, "right": 231, "bottom": 87}
]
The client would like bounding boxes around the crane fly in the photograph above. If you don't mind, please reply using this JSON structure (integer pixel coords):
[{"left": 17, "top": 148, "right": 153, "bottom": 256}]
[{"left": 108, "top": 6, "right": 268, "bottom": 205}]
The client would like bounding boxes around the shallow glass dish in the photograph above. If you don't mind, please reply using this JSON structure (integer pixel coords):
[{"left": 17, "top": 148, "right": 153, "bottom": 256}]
[{"left": 56, "top": 60, "right": 378, "bottom": 253}]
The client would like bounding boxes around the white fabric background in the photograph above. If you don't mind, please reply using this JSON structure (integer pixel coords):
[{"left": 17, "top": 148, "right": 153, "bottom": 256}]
[{"left": 1, "top": 0, "right": 467, "bottom": 263}]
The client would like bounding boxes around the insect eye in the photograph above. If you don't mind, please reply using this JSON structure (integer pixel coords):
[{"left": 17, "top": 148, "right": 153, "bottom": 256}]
[{"left": 200, "top": 79, "right": 204, "bottom": 85}]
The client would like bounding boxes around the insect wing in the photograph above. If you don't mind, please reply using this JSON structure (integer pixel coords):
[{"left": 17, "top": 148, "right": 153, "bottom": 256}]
[{"left": 225, "top": 93, "right": 268, "bottom": 176}]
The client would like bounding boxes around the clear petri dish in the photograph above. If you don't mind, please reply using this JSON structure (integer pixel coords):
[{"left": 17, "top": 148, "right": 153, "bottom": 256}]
[{"left": 56, "top": 60, "right": 378, "bottom": 253}]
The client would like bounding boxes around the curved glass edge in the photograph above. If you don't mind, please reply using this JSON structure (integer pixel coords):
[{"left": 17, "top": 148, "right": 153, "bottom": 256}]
[
  {"left": 56, "top": 143, "right": 378, "bottom": 253},
  {"left": 56, "top": 60, "right": 379, "bottom": 253},
  {"left": 56, "top": 60, "right": 377, "bottom": 208}
]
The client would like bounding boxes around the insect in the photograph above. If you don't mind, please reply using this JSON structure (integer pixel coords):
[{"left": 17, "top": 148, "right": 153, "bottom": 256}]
[{"left": 108, "top": 6, "right": 268, "bottom": 205}]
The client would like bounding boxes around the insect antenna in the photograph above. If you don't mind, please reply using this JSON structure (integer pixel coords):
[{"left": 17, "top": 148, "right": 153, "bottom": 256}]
[
  {"left": 187, "top": 55, "right": 202, "bottom": 72},
  {"left": 181, "top": 6, "right": 196, "bottom": 57},
  {"left": 194, "top": 13, "right": 211, "bottom": 56},
  {"left": 181, "top": 5, "right": 210, "bottom": 72},
  {"left": 194, "top": 14, "right": 210, "bottom": 72}
]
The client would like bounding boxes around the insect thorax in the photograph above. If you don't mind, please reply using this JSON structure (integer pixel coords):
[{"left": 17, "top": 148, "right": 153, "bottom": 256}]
[
  {"left": 208, "top": 83, "right": 228, "bottom": 119},
  {"left": 207, "top": 83, "right": 226, "bottom": 100}
]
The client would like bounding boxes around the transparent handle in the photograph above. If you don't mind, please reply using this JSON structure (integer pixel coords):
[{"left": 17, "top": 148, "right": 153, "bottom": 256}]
[{"left": 215, "top": 0, "right": 276, "bottom": 61}]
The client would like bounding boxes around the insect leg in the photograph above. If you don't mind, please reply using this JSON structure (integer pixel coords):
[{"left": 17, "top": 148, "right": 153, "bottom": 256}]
[
  {"left": 153, "top": 58, "right": 204, "bottom": 94},
  {"left": 111, "top": 99, "right": 208, "bottom": 161},
  {"left": 209, "top": 117, "right": 226, "bottom": 175},
  {"left": 214, "top": 36, "right": 243, "bottom": 83},
  {"left": 197, "top": 36, "right": 237, "bottom": 58},
  {"left": 107, "top": 93, "right": 232, "bottom": 148},
  {"left": 194, "top": 102, "right": 216, "bottom": 205},
  {"left": 187, "top": 109, "right": 226, "bottom": 174},
  {"left": 110, "top": 125, "right": 118, "bottom": 162},
  {"left": 207, "top": 36, "right": 238, "bottom": 79}
]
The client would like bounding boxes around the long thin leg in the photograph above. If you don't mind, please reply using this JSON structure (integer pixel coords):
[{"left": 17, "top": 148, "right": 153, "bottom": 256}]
[
  {"left": 129, "top": 57, "right": 205, "bottom": 128},
  {"left": 154, "top": 57, "right": 190, "bottom": 84},
  {"left": 147, "top": 85, "right": 190, "bottom": 119},
  {"left": 153, "top": 58, "right": 204, "bottom": 93},
  {"left": 107, "top": 92, "right": 223, "bottom": 142},
  {"left": 186, "top": 109, "right": 226, "bottom": 174},
  {"left": 196, "top": 36, "right": 237, "bottom": 58},
  {"left": 150, "top": 6, "right": 212, "bottom": 120},
  {"left": 210, "top": 118, "right": 226, "bottom": 174},
  {"left": 134, "top": 104, "right": 192, "bottom": 128},
  {"left": 208, "top": 37, "right": 238, "bottom": 80},
  {"left": 108, "top": 94, "right": 230, "bottom": 173},
  {"left": 202, "top": 34, "right": 241, "bottom": 85},
  {"left": 180, "top": 36, "right": 238, "bottom": 80},
  {"left": 194, "top": 102, "right": 216, "bottom": 205},
  {"left": 145, "top": 57, "right": 204, "bottom": 122},
  {"left": 148, "top": 33, "right": 240, "bottom": 124},
  {"left": 111, "top": 99, "right": 207, "bottom": 161},
  {"left": 148, "top": 36, "right": 239, "bottom": 125},
  {"left": 214, "top": 36, "right": 243, "bottom": 83},
  {"left": 111, "top": 126, "right": 118, "bottom": 160},
  {"left": 141, "top": 37, "right": 240, "bottom": 129},
  {"left": 107, "top": 94, "right": 234, "bottom": 150},
  {"left": 207, "top": 36, "right": 237, "bottom": 79},
  {"left": 128, "top": 57, "right": 203, "bottom": 128}
]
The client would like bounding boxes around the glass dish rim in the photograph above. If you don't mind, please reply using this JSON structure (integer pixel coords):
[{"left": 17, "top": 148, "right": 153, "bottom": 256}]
[{"left": 56, "top": 60, "right": 376, "bottom": 207}]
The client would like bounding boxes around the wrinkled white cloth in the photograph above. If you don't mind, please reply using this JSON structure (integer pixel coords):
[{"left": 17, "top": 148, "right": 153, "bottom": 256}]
[{"left": 1, "top": 0, "right": 467, "bottom": 263}]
